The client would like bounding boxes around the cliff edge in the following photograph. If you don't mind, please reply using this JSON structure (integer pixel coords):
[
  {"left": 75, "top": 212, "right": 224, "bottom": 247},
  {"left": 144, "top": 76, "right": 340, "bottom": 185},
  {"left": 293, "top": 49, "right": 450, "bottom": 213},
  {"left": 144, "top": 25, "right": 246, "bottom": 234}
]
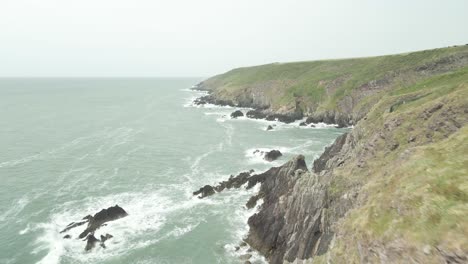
[{"left": 199, "top": 45, "right": 468, "bottom": 263}]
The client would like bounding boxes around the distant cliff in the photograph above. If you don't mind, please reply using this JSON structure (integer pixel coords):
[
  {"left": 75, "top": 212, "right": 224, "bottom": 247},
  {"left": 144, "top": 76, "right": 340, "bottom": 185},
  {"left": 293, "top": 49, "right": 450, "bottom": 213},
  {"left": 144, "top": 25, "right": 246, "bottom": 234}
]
[
  {"left": 198, "top": 45, "right": 468, "bottom": 263},
  {"left": 197, "top": 45, "right": 468, "bottom": 127}
]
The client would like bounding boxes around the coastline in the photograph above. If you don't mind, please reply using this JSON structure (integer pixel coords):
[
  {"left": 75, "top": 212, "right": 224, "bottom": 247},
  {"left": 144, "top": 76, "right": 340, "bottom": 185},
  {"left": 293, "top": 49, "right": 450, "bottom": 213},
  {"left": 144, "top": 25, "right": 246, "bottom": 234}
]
[{"left": 189, "top": 45, "right": 468, "bottom": 263}]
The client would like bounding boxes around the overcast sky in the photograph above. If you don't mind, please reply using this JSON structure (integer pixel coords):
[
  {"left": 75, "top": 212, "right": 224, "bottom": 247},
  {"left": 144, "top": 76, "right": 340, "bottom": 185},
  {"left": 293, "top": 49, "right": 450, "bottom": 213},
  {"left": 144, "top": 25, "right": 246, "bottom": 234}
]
[{"left": 1, "top": 0, "right": 467, "bottom": 77}]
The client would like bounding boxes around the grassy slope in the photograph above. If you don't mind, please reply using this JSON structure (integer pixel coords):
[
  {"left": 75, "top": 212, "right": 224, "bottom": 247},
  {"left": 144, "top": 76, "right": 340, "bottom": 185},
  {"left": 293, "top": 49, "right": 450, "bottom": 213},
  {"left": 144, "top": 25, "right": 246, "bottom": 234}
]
[
  {"left": 202, "top": 46, "right": 468, "bottom": 262},
  {"left": 201, "top": 45, "right": 468, "bottom": 118},
  {"left": 315, "top": 67, "right": 468, "bottom": 263}
]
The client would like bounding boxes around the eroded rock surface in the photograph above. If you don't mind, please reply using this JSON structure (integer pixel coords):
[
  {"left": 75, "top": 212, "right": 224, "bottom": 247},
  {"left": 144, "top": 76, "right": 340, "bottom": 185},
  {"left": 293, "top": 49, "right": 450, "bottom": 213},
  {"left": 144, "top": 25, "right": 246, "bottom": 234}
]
[{"left": 59, "top": 205, "right": 128, "bottom": 251}]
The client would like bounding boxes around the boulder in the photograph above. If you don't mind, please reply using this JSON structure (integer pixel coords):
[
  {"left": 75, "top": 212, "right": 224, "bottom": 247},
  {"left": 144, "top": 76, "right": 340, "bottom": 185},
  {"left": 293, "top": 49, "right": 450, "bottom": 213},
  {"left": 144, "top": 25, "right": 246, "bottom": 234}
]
[
  {"left": 266, "top": 125, "right": 273, "bottom": 131},
  {"left": 264, "top": 150, "right": 282, "bottom": 162},
  {"left": 299, "top": 122, "right": 307, "bottom": 126},
  {"left": 193, "top": 185, "right": 216, "bottom": 198},
  {"left": 231, "top": 110, "right": 244, "bottom": 118}
]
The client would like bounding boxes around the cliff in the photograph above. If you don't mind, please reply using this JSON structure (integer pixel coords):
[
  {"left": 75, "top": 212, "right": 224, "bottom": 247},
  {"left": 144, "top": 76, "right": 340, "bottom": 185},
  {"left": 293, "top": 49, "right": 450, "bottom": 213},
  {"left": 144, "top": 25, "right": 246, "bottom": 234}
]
[
  {"left": 197, "top": 45, "right": 468, "bottom": 127},
  {"left": 198, "top": 46, "right": 468, "bottom": 263}
]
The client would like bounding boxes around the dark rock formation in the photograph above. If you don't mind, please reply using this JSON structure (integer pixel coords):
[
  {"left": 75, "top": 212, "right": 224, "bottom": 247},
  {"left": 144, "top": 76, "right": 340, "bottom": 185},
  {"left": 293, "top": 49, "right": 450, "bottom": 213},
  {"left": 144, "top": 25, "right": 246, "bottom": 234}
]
[
  {"left": 313, "top": 133, "right": 349, "bottom": 173},
  {"left": 193, "top": 185, "right": 215, "bottom": 198},
  {"left": 231, "top": 110, "right": 244, "bottom": 118},
  {"left": 193, "top": 95, "right": 236, "bottom": 107},
  {"left": 85, "top": 234, "right": 100, "bottom": 251},
  {"left": 193, "top": 171, "right": 255, "bottom": 199},
  {"left": 299, "top": 122, "right": 307, "bottom": 126},
  {"left": 246, "top": 156, "right": 311, "bottom": 263},
  {"left": 246, "top": 110, "right": 267, "bottom": 119},
  {"left": 265, "top": 113, "right": 303, "bottom": 123},
  {"left": 79, "top": 205, "right": 128, "bottom": 239},
  {"left": 59, "top": 205, "right": 128, "bottom": 251},
  {"left": 264, "top": 150, "right": 282, "bottom": 161},
  {"left": 266, "top": 125, "right": 273, "bottom": 131}
]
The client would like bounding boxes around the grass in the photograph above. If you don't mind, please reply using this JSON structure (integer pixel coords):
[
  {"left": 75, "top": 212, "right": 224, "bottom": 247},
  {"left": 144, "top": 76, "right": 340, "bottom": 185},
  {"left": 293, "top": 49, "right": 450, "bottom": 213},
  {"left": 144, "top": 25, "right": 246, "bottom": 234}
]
[{"left": 202, "top": 45, "right": 468, "bottom": 115}]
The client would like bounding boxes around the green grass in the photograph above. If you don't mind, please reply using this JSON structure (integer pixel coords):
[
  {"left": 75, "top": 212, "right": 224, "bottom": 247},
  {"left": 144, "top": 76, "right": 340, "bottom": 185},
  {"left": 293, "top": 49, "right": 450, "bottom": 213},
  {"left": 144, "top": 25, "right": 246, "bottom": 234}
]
[{"left": 202, "top": 45, "right": 468, "bottom": 115}]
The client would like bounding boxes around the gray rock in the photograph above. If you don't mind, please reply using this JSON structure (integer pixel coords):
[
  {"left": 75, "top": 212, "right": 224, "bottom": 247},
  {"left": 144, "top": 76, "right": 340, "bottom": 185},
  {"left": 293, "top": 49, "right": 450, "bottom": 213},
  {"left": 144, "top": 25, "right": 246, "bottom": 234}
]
[
  {"left": 264, "top": 150, "right": 282, "bottom": 162},
  {"left": 231, "top": 110, "right": 244, "bottom": 118}
]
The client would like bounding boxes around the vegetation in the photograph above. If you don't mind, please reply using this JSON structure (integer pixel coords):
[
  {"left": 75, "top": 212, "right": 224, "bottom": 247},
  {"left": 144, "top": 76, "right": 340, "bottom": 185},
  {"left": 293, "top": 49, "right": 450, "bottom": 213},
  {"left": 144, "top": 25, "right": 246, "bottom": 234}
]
[
  {"left": 202, "top": 45, "right": 468, "bottom": 262},
  {"left": 201, "top": 45, "right": 468, "bottom": 118}
]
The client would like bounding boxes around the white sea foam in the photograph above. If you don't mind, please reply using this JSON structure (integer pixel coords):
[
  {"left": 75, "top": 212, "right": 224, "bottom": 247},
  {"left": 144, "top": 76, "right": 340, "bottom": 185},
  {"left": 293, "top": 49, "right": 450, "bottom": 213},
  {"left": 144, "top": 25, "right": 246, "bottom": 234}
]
[
  {"left": 0, "top": 196, "right": 30, "bottom": 225},
  {"left": 30, "top": 187, "right": 216, "bottom": 264}
]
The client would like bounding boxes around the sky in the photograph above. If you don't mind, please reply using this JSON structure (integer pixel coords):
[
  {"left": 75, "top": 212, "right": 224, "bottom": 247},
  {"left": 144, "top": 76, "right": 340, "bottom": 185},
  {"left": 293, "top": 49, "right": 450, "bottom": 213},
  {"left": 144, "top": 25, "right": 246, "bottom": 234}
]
[{"left": 1, "top": 0, "right": 467, "bottom": 77}]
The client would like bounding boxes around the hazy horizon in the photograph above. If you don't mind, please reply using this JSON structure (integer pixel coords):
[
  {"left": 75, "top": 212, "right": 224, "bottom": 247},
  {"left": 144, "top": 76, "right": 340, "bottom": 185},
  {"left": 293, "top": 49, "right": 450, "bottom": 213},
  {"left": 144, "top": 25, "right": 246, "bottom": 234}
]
[{"left": 2, "top": 0, "right": 468, "bottom": 77}]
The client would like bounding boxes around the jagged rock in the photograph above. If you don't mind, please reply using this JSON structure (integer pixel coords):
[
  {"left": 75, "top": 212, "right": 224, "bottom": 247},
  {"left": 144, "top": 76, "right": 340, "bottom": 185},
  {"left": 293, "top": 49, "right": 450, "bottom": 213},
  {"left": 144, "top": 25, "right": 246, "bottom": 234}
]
[
  {"left": 60, "top": 220, "right": 88, "bottom": 233},
  {"left": 299, "top": 122, "right": 307, "bottom": 126},
  {"left": 193, "top": 185, "right": 215, "bottom": 198},
  {"left": 266, "top": 125, "right": 273, "bottom": 131},
  {"left": 193, "top": 95, "right": 235, "bottom": 107},
  {"left": 84, "top": 234, "right": 100, "bottom": 251},
  {"left": 99, "top": 234, "right": 113, "bottom": 249},
  {"left": 266, "top": 113, "right": 302, "bottom": 123},
  {"left": 246, "top": 110, "right": 267, "bottom": 119},
  {"left": 78, "top": 205, "right": 128, "bottom": 239},
  {"left": 231, "top": 110, "right": 244, "bottom": 118},
  {"left": 313, "top": 133, "right": 348, "bottom": 173},
  {"left": 264, "top": 150, "right": 282, "bottom": 161},
  {"left": 246, "top": 155, "right": 310, "bottom": 263}
]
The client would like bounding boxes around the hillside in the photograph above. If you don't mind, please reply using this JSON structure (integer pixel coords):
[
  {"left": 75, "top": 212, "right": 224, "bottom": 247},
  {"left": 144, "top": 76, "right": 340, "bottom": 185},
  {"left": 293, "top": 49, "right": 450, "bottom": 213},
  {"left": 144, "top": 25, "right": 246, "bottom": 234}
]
[
  {"left": 198, "top": 45, "right": 468, "bottom": 127},
  {"left": 197, "top": 46, "right": 468, "bottom": 263}
]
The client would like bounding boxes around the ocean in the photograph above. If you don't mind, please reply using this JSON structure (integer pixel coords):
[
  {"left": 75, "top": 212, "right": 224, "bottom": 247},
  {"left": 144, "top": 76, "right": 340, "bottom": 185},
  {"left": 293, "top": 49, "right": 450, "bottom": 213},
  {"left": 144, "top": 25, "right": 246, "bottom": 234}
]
[{"left": 0, "top": 78, "right": 344, "bottom": 264}]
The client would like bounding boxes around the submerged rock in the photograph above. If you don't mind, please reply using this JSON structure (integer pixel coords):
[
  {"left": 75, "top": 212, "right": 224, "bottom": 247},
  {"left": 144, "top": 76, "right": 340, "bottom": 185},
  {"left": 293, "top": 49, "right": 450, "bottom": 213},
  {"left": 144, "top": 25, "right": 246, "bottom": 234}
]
[{"left": 231, "top": 110, "right": 244, "bottom": 118}]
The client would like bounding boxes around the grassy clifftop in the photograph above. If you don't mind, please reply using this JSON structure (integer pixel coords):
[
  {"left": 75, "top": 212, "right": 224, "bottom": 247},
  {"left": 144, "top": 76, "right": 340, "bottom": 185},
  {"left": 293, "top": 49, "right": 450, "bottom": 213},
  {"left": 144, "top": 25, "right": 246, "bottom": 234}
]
[
  {"left": 199, "top": 45, "right": 468, "bottom": 124},
  {"left": 199, "top": 46, "right": 468, "bottom": 263}
]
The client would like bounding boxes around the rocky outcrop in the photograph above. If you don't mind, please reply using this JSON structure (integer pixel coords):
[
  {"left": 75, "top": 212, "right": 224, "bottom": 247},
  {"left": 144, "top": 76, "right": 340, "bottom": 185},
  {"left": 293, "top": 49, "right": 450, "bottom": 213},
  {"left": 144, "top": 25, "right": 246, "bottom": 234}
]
[
  {"left": 193, "top": 95, "right": 236, "bottom": 107},
  {"left": 253, "top": 149, "right": 283, "bottom": 162},
  {"left": 312, "top": 133, "right": 348, "bottom": 173},
  {"left": 230, "top": 110, "right": 244, "bottom": 118},
  {"left": 193, "top": 185, "right": 216, "bottom": 198},
  {"left": 266, "top": 125, "right": 273, "bottom": 131},
  {"left": 78, "top": 205, "right": 128, "bottom": 239},
  {"left": 59, "top": 205, "right": 128, "bottom": 251}
]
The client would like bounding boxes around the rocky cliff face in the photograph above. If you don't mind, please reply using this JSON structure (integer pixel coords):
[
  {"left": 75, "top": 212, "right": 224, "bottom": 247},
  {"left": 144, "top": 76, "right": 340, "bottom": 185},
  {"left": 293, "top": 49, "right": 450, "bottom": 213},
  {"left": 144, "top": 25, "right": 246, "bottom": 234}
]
[
  {"left": 242, "top": 68, "right": 468, "bottom": 263},
  {"left": 194, "top": 46, "right": 468, "bottom": 263},
  {"left": 196, "top": 46, "right": 468, "bottom": 127}
]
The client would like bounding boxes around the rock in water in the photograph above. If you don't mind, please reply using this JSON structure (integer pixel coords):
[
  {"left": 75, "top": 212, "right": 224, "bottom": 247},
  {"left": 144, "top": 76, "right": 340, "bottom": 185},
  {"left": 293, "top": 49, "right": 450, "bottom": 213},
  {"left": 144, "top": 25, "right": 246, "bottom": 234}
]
[
  {"left": 79, "top": 205, "right": 128, "bottom": 239},
  {"left": 264, "top": 150, "right": 282, "bottom": 161},
  {"left": 59, "top": 205, "right": 128, "bottom": 252},
  {"left": 193, "top": 185, "right": 216, "bottom": 198},
  {"left": 266, "top": 125, "right": 273, "bottom": 131},
  {"left": 299, "top": 122, "right": 307, "bottom": 126},
  {"left": 85, "top": 234, "right": 100, "bottom": 251},
  {"left": 246, "top": 110, "right": 267, "bottom": 119},
  {"left": 231, "top": 110, "right": 244, "bottom": 118}
]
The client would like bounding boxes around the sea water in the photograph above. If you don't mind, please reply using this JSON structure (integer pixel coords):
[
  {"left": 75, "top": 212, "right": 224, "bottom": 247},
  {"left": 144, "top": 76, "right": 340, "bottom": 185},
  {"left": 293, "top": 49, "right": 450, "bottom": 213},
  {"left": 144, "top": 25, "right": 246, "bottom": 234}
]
[{"left": 0, "top": 78, "right": 344, "bottom": 264}]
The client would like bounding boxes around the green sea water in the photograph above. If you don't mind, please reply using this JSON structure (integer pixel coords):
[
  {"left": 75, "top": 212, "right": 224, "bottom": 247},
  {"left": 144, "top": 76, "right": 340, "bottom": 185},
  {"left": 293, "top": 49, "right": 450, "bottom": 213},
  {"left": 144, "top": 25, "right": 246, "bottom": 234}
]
[{"left": 0, "top": 78, "right": 344, "bottom": 264}]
